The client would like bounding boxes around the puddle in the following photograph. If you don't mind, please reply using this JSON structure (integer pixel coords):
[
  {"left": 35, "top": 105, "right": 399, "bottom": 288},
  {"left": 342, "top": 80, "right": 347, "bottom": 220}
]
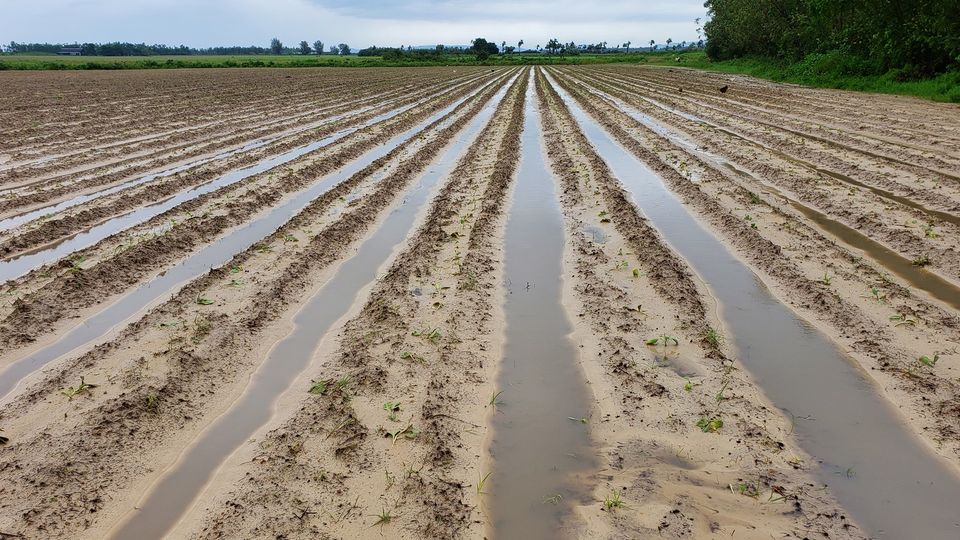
[
  {"left": 0, "top": 76, "right": 505, "bottom": 401},
  {"left": 582, "top": 224, "right": 607, "bottom": 244},
  {"left": 487, "top": 71, "right": 597, "bottom": 539},
  {"left": 0, "top": 79, "right": 494, "bottom": 284},
  {"left": 568, "top": 76, "right": 960, "bottom": 311},
  {"left": 548, "top": 72, "right": 960, "bottom": 540},
  {"left": 108, "top": 74, "right": 517, "bottom": 540}
]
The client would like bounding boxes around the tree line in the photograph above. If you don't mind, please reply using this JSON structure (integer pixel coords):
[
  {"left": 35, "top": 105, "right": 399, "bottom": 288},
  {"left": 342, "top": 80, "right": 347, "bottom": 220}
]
[
  {"left": 2, "top": 39, "right": 351, "bottom": 56},
  {"left": 703, "top": 0, "right": 960, "bottom": 77},
  {"left": 357, "top": 37, "right": 702, "bottom": 62},
  {"left": 4, "top": 35, "right": 703, "bottom": 60}
]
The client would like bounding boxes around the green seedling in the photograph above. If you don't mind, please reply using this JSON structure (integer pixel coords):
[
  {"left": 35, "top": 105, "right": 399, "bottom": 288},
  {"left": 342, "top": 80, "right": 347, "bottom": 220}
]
[
  {"left": 62, "top": 377, "right": 97, "bottom": 400},
  {"left": 145, "top": 393, "right": 159, "bottom": 413},
  {"left": 924, "top": 223, "right": 938, "bottom": 238},
  {"left": 335, "top": 375, "right": 352, "bottom": 396},
  {"left": 632, "top": 268, "right": 640, "bottom": 278},
  {"left": 400, "top": 351, "right": 426, "bottom": 363},
  {"left": 567, "top": 416, "right": 588, "bottom": 424},
  {"left": 543, "top": 494, "right": 563, "bottom": 505},
  {"left": 919, "top": 354, "right": 939, "bottom": 367},
  {"left": 372, "top": 508, "right": 394, "bottom": 529},
  {"left": 703, "top": 327, "right": 721, "bottom": 349},
  {"left": 227, "top": 279, "right": 243, "bottom": 288},
  {"left": 230, "top": 265, "right": 242, "bottom": 274},
  {"left": 383, "top": 401, "right": 401, "bottom": 412},
  {"left": 696, "top": 417, "right": 724, "bottom": 433},
  {"left": 731, "top": 482, "right": 760, "bottom": 499},
  {"left": 646, "top": 335, "right": 679, "bottom": 347},
  {"left": 614, "top": 260, "right": 629, "bottom": 270},
  {"left": 309, "top": 380, "right": 329, "bottom": 395},
  {"left": 748, "top": 191, "right": 762, "bottom": 204},
  {"left": 889, "top": 313, "right": 918, "bottom": 326},
  {"left": 715, "top": 381, "right": 730, "bottom": 404},
  {"left": 384, "top": 401, "right": 401, "bottom": 421},
  {"left": 388, "top": 424, "right": 418, "bottom": 444},
  {"left": 821, "top": 272, "right": 832, "bottom": 286},
  {"left": 477, "top": 471, "right": 493, "bottom": 495},
  {"left": 195, "top": 294, "right": 214, "bottom": 305},
  {"left": 603, "top": 492, "right": 626, "bottom": 511},
  {"left": 683, "top": 377, "right": 702, "bottom": 392},
  {"left": 412, "top": 328, "right": 442, "bottom": 345},
  {"left": 912, "top": 254, "right": 931, "bottom": 267},
  {"left": 283, "top": 234, "right": 298, "bottom": 243},
  {"left": 865, "top": 286, "right": 886, "bottom": 303},
  {"left": 489, "top": 390, "right": 504, "bottom": 408}
]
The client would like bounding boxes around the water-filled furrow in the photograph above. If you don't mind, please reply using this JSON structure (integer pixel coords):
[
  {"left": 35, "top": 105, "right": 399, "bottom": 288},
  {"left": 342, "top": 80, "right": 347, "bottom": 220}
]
[
  {"left": 0, "top": 76, "right": 497, "bottom": 284},
  {"left": 600, "top": 70, "right": 960, "bottom": 182},
  {"left": 0, "top": 75, "right": 505, "bottom": 401},
  {"left": 108, "top": 71, "right": 517, "bottom": 540},
  {"left": 565, "top": 74, "right": 960, "bottom": 225},
  {"left": 546, "top": 71, "right": 960, "bottom": 540},
  {"left": 487, "top": 70, "right": 596, "bottom": 540},
  {"left": 560, "top": 74, "right": 960, "bottom": 310},
  {"left": 0, "top": 77, "right": 432, "bottom": 177},
  {"left": 0, "top": 73, "right": 487, "bottom": 198}
]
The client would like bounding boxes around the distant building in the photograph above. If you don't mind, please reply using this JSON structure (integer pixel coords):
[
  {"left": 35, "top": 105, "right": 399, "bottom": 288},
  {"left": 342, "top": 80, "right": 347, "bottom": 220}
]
[{"left": 58, "top": 47, "right": 82, "bottom": 56}]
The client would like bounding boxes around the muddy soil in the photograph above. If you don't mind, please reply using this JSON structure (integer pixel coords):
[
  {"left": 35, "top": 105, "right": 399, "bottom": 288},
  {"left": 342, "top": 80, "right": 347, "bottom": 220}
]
[{"left": 0, "top": 65, "right": 956, "bottom": 539}]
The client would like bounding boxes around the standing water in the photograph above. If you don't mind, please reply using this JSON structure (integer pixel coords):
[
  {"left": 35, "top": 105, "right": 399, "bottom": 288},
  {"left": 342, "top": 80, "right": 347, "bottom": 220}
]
[
  {"left": 109, "top": 74, "right": 518, "bottom": 540},
  {"left": 487, "top": 71, "right": 597, "bottom": 539},
  {"left": 546, "top": 71, "right": 960, "bottom": 540},
  {"left": 0, "top": 76, "right": 503, "bottom": 401}
]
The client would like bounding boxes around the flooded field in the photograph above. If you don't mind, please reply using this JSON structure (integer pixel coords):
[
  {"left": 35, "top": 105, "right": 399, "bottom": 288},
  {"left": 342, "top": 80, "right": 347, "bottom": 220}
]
[{"left": 0, "top": 65, "right": 958, "bottom": 539}]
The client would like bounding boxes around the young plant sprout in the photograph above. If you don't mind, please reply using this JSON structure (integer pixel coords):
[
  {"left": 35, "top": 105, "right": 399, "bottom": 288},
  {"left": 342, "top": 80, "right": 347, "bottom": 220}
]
[
  {"left": 646, "top": 335, "right": 679, "bottom": 347},
  {"left": 919, "top": 354, "right": 939, "bottom": 367},
  {"left": 696, "top": 417, "right": 723, "bottom": 433},
  {"left": 603, "top": 492, "right": 626, "bottom": 510},
  {"left": 477, "top": 471, "right": 493, "bottom": 495},
  {"left": 62, "top": 377, "right": 97, "bottom": 400}
]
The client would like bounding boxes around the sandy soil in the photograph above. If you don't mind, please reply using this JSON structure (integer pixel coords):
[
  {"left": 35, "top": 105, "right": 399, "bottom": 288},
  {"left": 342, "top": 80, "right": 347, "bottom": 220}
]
[{"left": 0, "top": 65, "right": 956, "bottom": 539}]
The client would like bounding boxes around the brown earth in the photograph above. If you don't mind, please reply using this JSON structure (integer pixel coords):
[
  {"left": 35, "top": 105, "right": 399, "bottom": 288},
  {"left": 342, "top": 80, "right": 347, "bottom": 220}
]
[{"left": 0, "top": 64, "right": 956, "bottom": 539}]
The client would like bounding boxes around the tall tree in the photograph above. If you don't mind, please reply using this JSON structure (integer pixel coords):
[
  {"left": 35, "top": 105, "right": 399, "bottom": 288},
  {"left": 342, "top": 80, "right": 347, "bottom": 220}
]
[
  {"left": 270, "top": 37, "right": 283, "bottom": 55},
  {"left": 313, "top": 40, "right": 324, "bottom": 55},
  {"left": 298, "top": 40, "right": 311, "bottom": 55},
  {"left": 337, "top": 43, "right": 350, "bottom": 55}
]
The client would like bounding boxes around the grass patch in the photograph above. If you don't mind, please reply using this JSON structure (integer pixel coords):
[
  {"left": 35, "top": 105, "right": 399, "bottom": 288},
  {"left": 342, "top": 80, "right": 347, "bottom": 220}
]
[{"left": 658, "top": 51, "right": 960, "bottom": 103}]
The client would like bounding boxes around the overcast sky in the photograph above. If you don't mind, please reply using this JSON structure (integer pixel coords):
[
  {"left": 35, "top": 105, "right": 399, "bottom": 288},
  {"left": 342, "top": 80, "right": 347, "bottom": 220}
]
[{"left": 2, "top": 0, "right": 707, "bottom": 48}]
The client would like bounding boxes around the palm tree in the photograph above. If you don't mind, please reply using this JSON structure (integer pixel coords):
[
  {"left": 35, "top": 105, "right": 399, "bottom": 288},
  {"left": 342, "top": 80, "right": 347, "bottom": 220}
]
[
  {"left": 518, "top": 39, "right": 524, "bottom": 51},
  {"left": 649, "top": 39, "right": 655, "bottom": 51}
]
